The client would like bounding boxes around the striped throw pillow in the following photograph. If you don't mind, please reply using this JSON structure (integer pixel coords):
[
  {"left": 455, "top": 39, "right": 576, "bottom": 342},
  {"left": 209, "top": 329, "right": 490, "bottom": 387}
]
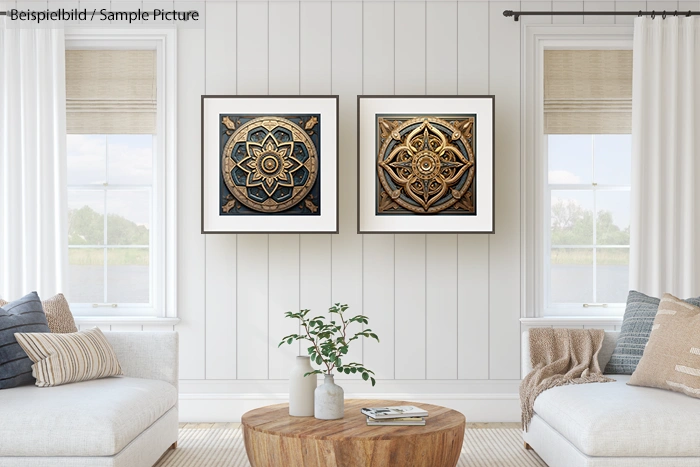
[
  {"left": 1, "top": 294, "right": 77, "bottom": 334},
  {"left": 14, "top": 327, "right": 123, "bottom": 387},
  {"left": 629, "top": 294, "right": 700, "bottom": 399},
  {"left": 0, "top": 292, "right": 51, "bottom": 389}
]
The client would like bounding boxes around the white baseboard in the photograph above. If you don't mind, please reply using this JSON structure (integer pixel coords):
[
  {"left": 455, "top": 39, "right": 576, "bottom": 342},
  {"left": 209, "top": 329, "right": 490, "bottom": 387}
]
[{"left": 179, "top": 392, "right": 520, "bottom": 423}]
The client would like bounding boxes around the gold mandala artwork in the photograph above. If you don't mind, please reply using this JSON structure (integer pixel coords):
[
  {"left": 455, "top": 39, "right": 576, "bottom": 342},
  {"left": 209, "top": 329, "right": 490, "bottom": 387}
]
[
  {"left": 221, "top": 116, "right": 319, "bottom": 214},
  {"left": 376, "top": 116, "right": 476, "bottom": 215}
]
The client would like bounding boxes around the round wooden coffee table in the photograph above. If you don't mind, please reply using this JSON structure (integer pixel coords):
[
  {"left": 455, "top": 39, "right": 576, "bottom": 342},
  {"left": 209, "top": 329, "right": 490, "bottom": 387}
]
[{"left": 241, "top": 399, "right": 465, "bottom": 467}]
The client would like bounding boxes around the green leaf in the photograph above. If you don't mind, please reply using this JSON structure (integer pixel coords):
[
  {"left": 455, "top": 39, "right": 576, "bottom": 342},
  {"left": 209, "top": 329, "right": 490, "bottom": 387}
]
[
  {"left": 351, "top": 368, "right": 357, "bottom": 374},
  {"left": 362, "top": 372, "right": 369, "bottom": 381},
  {"left": 316, "top": 355, "right": 323, "bottom": 365},
  {"left": 370, "top": 377, "right": 376, "bottom": 386},
  {"left": 287, "top": 337, "right": 293, "bottom": 345},
  {"left": 335, "top": 358, "right": 342, "bottom": 367}
]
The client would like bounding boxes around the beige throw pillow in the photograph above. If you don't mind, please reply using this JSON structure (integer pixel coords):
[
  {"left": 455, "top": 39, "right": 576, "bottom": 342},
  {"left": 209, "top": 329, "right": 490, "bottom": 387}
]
[
  {"left": 0, "top": 293, "right": 77, "bottom": 333},
  {"left": 14, "top": 327, "right": 123, "bottom": 387},
  {"left": 629, "top": 293, "right": 700, "bottom": 398}
]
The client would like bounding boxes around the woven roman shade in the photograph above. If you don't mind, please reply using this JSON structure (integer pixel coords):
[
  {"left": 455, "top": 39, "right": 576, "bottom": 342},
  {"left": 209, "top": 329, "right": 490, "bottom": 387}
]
[
  {"left": 66, "top": 50, "right": 156, "bottom": 134},
  {"left": 544, "top": 50, "right": 632, "bottom": 134}
]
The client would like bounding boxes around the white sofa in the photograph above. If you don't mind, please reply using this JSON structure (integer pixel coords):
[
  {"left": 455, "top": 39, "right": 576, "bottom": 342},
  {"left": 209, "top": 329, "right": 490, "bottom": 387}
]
[
  {"left": 0, "top": 332, "right": 179, "bottom": 467},
  {"left": 522, "top": 330, "right": 700, "bottom": 467}
]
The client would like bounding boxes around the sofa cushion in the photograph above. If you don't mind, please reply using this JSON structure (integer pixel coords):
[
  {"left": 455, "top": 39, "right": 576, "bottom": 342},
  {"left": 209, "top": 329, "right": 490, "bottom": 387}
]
[
  {"left": 605, "top": 290, "right": 700, "bottom": 374},
  {"left": 533, "top": 374, "right": 700, "bottom": 457},
  {"left": 0, "top": 294, "right": 78, "bottom": 333},
  {"left": 16, "top": 327, "right": 123, "bottom": 387},
  {"left": 0, "top": 376, "right": 177, "bottom": 456},
  {"left": 0, "top": 292, "right": 51, "bottom": 389}
]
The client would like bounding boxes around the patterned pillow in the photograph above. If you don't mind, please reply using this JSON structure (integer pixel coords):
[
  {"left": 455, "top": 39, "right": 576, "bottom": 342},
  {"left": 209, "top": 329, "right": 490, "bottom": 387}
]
[
  {"left": 0, "top": 293, "right": 77, "bottom": 334},
  {"left": 0, "top": 292, "right": 51, "bottom": 389},
  {"left": 605, "top": 290, "right": 700, "bottom": 374},
  {"left": 14, "top": 327, "right": 123, "bottom": 387},
  {"left": 628, "top": 294, "right": 700, "bottom": 398}
]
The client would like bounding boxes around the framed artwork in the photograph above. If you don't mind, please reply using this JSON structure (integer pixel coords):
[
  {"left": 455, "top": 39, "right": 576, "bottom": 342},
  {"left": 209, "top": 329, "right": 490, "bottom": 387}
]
[
  {"left": 357, "top": 95, "right": 495, "bottom": 234},
  {"left": 201, "top": 95, "right": 339, "bottom": 233}
]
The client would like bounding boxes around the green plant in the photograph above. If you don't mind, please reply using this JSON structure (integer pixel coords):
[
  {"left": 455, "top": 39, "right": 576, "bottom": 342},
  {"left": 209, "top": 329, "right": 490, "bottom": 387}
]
[{"left": 278, "top": 303, "right": 380, "bottom": 386}]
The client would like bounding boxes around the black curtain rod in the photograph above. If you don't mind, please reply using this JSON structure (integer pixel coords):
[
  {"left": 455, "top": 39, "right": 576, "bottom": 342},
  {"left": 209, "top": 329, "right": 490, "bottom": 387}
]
[{"left": 504, "top": 9, "right": 700, "bottom": 21}]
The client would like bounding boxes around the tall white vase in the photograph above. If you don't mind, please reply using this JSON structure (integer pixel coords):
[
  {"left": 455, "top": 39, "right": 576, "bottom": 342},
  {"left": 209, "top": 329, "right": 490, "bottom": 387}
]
[
  {"left": 314, "top": 374, "right": 344, "bottom": 420},
  {"left": 289, "top": 356, "right": 316, "bottom": 417}
]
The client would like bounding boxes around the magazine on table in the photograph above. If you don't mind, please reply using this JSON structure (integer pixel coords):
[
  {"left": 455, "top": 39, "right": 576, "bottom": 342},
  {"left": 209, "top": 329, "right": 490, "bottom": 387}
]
[
  {"left": 366, "top": 417, "right": 426, "bottom": 426},
  {"left": 360, "top": 405, "right": 428, "bottom": 420}
]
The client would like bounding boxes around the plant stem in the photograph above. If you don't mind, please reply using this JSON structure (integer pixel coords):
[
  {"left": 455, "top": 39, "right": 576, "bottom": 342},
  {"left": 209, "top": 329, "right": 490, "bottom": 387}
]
[{"left": 302, "top": 321, "right": 331, "bottom": 374}]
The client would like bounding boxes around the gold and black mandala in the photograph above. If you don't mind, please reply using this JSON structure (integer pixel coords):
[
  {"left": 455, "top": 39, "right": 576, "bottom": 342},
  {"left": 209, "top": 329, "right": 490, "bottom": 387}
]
[
  {"left": 375, "top": 115, "right": 476, "bottom": 215},
  {"left": 220, "top": 115, "right": 321, "bottom": 215}
]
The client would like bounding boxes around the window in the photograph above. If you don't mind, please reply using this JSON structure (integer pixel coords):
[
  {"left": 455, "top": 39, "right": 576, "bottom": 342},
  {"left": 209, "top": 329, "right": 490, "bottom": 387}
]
[
  {"left": 534, "top": 44, "right": 633, "bottom": 316},
  {"left": 65, "top": 31, "right": 176, "bottom": 318},
  {"left": 546, "top": 134, "right": 631, "bottom": 312},
  {"left": 67, "top": 134, "right": 154, "bottom": 309}
]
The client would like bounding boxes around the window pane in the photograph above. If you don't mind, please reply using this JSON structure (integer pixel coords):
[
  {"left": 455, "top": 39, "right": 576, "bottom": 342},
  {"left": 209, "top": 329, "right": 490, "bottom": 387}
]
[
  {"left": 106, "top": 248, "right": 149, "bottom": 304},
  {"left": 67, "top": 135, "right": 106, "bottom": 185},
  {"left": 106, "top": 191, "right": 150, "bottom": 245},
  {"left": 551, "top": 190, "right": 594, "bottom": 245},
  {"left": 548, "top": 135, "right": 592, "bottom": 184},
  {"left": 551, "top": 248, "right": 593, "bottom": 303},
  {"left": 596, "top": 191, "right": 630, "bottom": 245},
  {"left": 68, "top": 191, "right": 104, "bottom": 245},
  {"left": 594, "top": 135, "right": 631, "bottom": 186},
  {"left": 596, "top": 248, "right": 630, "bottom": 303},
  {"left": 68, "top": 248, "right": 104, "bottom": 303},
  {"left": 107, "top": 135, "right": 154, "bottom": 185}
]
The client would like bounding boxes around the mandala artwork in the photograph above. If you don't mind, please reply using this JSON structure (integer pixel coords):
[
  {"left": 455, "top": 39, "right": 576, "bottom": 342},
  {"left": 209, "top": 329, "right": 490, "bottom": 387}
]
[
  {"left": 220, "top": 114, "right": 321, "bottom": 215},
  {"left": 375, "top": 115, "right": 476, "bottom": 215}
]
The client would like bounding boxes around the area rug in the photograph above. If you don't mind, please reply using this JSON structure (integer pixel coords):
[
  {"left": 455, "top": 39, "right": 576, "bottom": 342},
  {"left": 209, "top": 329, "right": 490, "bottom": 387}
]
[{"left": 155, "top": 425, "right": 546, "bottom": 467}]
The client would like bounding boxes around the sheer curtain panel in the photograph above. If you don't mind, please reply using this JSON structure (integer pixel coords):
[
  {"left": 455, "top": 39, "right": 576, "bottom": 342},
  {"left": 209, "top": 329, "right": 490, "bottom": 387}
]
[
  {"left": 630, "top": 17, "right": 700, "bottom": 297},
  {"left": 0, "top": 25, "right": 68, "bottom": 300}
]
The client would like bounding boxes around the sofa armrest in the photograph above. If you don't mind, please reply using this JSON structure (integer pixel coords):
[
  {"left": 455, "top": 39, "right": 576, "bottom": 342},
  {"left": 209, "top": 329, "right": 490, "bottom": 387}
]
[{"left": 103, "top": 332, "right": 179, "bottom": 391}]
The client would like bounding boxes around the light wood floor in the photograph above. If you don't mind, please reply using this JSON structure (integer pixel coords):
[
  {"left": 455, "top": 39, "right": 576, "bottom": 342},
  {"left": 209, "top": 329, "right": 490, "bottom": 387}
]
[{"left": 180, "top": 422, "right": 520, "bottom": 429}]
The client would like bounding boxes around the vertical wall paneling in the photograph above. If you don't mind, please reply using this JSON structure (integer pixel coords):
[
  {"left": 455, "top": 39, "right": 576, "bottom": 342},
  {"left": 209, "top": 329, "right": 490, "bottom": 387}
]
[
  {"left": 552, "top": 1, "right": 584, "bottom": 24},
  {"left": 236, "top": 2, "right": 270, "bottom": 380},
  {"left": 204, "top": 2, "right": 238, "bottom": 381},
  {"left": 426, "top": 2, "right": 458, "bottom": 95},
  {"left": 236, "top": 235, "right": 270, "bottom": 379},
  {"left": 394, "top": 2, "right": 426, "bottom": 94},
  {"left": 361, "top": 1, "right": 397, "bottom": 380},
  {"left": 456, "top": 1, "right": 490, "bottom": 380},
  {"left": 488, "top": 1, "right": 521, "bottom": 380},
  {"left": 426, "top": 236, "right": 458, "bottom": 379},
  {"left": 393, "top": 1, "right": 427, "bottom": 381},
  {"left": 330, "top": 2, "right": 365, "bottom": 378},
  {"left": 425, "top": 1, "right": 458, "bottom": 380},
  {"left": 583, "top": 1, "right": 615, "bottom": 24},
  {"left": 299, "top": 2, "right": 333, "bottom": 371},
  {"left": 268, "top": 1, "right": 302, "bottom": 379},
  {"left": 237, "top": 2, "right": 269, "bottom": 95},
  {"left": 175, "top": 17, "right": 206, "bottom": 380}
]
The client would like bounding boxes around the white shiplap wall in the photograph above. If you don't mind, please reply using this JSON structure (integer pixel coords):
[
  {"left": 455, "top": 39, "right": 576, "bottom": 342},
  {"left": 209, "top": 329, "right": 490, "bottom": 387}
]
[{"left": 162, "top": 0, "right": 691, "bottom": 422}]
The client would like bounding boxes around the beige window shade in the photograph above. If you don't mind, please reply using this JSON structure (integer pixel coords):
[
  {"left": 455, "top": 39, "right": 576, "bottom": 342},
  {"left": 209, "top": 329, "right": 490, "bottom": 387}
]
[
  {"left": 544, "top": 50, "right": 632, "bottom": 134},
  {"left": 66, "top": 50, "right": 156, "bottom": 134}
]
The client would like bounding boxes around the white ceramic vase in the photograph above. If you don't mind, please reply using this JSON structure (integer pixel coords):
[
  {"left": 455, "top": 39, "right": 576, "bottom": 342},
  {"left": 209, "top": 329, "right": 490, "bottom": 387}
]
[
  {"left": 314, "top": 374, "right": 344, "bottom": 420},
  {"left": 289, "top": 356, "right": 316, "bottom": 417}
]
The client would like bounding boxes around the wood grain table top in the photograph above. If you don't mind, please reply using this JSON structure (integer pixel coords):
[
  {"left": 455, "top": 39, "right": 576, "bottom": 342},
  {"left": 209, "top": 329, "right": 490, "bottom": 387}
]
[{"left": 241, "top": 399, "right": 466, "bottom": 441}]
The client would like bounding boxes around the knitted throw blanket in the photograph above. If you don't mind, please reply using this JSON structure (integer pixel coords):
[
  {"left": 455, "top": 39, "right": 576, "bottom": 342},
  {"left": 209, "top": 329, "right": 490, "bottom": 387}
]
[{"left": 520, "top": 328, "right": 615, "bottom": 431}]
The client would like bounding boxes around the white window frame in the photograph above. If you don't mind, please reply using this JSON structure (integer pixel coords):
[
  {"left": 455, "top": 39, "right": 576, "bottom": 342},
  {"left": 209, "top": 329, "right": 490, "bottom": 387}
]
[
  {"left": 521, "top": 25, "right": 632, "bottom": 319},
  {"left": 65, "top": 29, "right": 177, "bottom": 320}
]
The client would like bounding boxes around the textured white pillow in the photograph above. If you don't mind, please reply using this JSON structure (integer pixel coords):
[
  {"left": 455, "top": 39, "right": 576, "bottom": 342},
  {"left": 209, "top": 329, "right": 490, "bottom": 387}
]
[{"left": 14, "top": 327, "right": 123, "bottom": 387}]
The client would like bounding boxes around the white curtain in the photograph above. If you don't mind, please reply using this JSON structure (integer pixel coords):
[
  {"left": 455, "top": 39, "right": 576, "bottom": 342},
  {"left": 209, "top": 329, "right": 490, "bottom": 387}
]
[
  {"left": 0, "top": 25, "right": 68, "bottom": 300},
  {"left": 630, "top": 17, "right": 700, "bottom": 297}
]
